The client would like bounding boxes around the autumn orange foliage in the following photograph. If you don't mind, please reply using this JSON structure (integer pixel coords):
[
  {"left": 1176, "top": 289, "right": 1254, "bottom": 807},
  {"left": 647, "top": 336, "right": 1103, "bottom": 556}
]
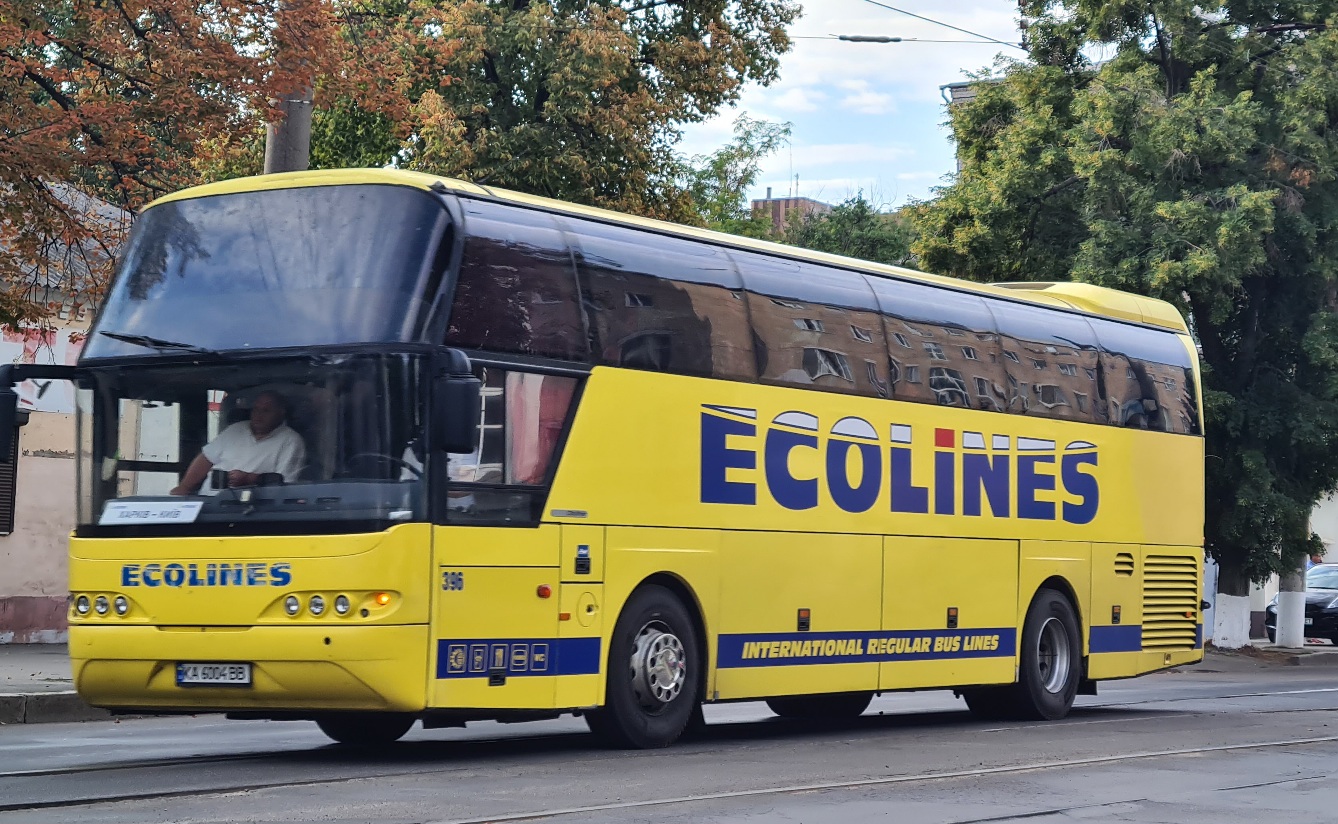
[{"left": 0, "top": 0, "right": 458, "bottom": 325}]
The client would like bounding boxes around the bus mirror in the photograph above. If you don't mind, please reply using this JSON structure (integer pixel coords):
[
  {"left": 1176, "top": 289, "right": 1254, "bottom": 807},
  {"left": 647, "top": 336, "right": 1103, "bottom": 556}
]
[
  {"left": 0, "top": 389, "right": 17, "bottom": 463},
  {"left": 435, "top": 375, "right": 481, "bottom": 454}
]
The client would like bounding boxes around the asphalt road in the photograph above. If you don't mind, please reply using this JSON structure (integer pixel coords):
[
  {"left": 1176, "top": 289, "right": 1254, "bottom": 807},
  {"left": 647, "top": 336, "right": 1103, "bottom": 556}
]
[{"left": 2, "top": 659, "right": 1337, "bottom": 823}]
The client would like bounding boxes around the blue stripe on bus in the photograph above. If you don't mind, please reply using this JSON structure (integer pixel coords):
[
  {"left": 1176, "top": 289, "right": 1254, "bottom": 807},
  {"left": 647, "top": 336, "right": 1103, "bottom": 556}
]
[
  {"left": 1195, "top": 624, "right": 1203, "bottom": 649},
  {"left": 436, "top": 637, "right": 601, "bottom": 679},
  {"left": 1089, "top": 625, "right": 1142, "bottom": 653},
  {"left": 717, "top": 629, "right": 1017, "bottom": 669}
]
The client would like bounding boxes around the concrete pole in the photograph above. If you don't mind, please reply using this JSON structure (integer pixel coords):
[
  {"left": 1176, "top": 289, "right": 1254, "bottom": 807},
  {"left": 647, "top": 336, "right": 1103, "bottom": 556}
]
[
  {"left": 1275, "top": 565, "right": 1307, "bottom": 648},
  {"left": 263, "top": 85, "right": 313, "bottom": 175},
  {"left": 262, "top": 0, "right": 313, "bottom": 175}
]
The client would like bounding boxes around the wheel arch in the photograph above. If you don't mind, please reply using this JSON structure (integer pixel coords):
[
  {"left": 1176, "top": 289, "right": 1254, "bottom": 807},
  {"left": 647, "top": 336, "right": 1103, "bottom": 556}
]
[{"left": 634, "top": 572, "right": 710, "bottom": 692}]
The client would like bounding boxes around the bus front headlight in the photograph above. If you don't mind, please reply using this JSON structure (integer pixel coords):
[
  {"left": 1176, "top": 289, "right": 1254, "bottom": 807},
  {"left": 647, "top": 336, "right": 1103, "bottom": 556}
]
[
  {"left": 284, "top": 595, "right": 301, "bottom": 616},
  {"left": 309, "top": 595, "right": 325, "bottom": 616},
  {"left": 75, "top": 595, "right": 90, "bottom": 616}
]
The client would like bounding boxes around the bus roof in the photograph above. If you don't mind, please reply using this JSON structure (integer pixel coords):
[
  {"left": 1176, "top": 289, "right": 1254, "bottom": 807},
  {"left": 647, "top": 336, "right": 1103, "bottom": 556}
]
[{"left": 149, "top": 168, "right": 1190, "bottom": 334}]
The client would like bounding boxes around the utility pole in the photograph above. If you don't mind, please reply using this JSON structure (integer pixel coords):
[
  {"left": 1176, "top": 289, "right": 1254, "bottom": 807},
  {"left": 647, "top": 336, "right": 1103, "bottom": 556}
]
[
  {"left": 263, "top": 87, "right": 313, "bottom": 174},
  {"left": 1276, "top": 562, "right": 1307, "bottom": 648},
  {"left": 263, "top": 0, "right": 313, "bottom": 175}
]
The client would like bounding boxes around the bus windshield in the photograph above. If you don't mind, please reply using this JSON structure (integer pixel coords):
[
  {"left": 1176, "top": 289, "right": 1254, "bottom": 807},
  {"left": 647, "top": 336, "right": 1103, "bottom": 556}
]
[
  {"left": 76, "top": 353, "right": 427, "bottom": 533},
  {"left": 83, "top": 185, "right": 449, "bottom": 360}
]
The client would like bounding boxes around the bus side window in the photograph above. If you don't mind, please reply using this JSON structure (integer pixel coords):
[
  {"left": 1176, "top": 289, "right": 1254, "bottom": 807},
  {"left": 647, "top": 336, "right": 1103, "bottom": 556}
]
[
  {"left": 447, "top": 202, "right": 586, "bottom": 361},
  {"left": 987, "top": 300, "right": 1101, "bottom": 423},
  {"left": 868, "top": 277, "right": 1004, "bottom": 410},
  {"left": 443, "top": 368, "right": 579, "bottom": 525},
  {"left": 1087, "top": 317, "right": 1197, "bottom": 434},
  {"left": 735, "top": 253, "right": 883, "bottom": 396},
  {"left": 565, "top": 218, "right": 754, "bottom": 381}
]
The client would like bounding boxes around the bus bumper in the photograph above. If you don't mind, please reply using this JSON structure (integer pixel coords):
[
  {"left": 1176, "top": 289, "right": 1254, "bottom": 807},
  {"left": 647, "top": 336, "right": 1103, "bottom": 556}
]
[{"left": 69, "top": 624, "right": 429, "bottom": 713}]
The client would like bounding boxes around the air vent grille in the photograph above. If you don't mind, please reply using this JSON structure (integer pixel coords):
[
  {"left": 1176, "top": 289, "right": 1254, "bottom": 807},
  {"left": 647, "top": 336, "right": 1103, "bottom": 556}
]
[
  {"left": 1142, "top": 554, "right": 1199, "bottom": 649},
  {"left": 1114, "top": 552, "right": 1134, "bottom": 577}
]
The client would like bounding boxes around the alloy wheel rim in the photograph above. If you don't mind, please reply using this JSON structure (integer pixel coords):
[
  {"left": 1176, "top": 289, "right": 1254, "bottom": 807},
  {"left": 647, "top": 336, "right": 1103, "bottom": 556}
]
[
  {"left": 629, "top": 622, "right": 687, "bottom": 712},
  {"left": 1036, "top": 616, "right": 1071, "bottom": 694}
]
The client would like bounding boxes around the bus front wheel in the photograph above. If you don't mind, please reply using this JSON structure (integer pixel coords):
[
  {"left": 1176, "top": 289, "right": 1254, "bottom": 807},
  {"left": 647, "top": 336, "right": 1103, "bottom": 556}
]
[
  {"left": 962, "top": 588, "right": 1081, "bottom": 721},
  {"left": 585, "top": 584, "right": 701, "bottom": 749},
  {"left": 315, "top": 712, "right": 415, "bottom": 746}
]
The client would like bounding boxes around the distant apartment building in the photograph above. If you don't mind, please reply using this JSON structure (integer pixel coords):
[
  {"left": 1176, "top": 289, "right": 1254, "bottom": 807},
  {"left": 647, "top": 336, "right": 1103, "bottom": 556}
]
[{"left": 751, "top": 189, "right": 833, "bottom": 234}]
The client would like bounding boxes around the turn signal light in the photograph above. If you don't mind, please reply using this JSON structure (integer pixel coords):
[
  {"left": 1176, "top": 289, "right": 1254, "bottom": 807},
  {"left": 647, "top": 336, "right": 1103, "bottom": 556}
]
[{"left": 374, "top": 592, "right": 392, "bottom": 606}]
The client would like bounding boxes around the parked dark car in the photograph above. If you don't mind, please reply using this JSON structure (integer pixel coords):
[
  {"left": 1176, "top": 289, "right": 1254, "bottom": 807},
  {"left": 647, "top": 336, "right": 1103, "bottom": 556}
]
[{"left": 1265, "top": 563, "right": 1338, "bottom": 643}]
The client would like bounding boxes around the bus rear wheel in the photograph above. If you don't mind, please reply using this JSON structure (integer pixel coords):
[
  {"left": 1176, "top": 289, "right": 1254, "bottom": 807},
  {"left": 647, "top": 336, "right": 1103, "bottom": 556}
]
[
  {"left": 766, "top": 692, "right": 872, "bottom": 720},
  {"left": 585, "top": 584, "right": 701, "bottom": 749},
  {"left": 315, "top": 712, "right": 415, "bottom": 746},
  {"left": 961, "top": 588, "right": 1081, "bottom": 722}
]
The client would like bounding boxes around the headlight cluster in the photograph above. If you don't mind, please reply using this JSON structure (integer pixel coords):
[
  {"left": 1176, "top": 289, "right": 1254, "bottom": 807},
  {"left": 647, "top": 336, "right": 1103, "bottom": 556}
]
[
  {"left": 70, "top": 593, "right": 132, "bottom": 619},
  {"left": 277, "top": 592, "right": 393, "bottom": 619}
]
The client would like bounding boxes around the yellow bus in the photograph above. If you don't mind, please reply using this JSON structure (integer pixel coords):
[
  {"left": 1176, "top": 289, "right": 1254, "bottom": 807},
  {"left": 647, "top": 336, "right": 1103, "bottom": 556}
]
[{"left": 13, "top": 169, "right": 1203, "bottom": 748}]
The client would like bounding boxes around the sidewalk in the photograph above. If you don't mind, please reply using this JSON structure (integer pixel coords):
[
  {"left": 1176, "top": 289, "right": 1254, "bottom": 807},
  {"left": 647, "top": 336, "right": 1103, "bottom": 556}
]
[
  {"left": 1192, "top": 638, "right": 1338, "bottom": 671},
  {"left": 0, "top": 644, "right": 110, "bottom": 724}
]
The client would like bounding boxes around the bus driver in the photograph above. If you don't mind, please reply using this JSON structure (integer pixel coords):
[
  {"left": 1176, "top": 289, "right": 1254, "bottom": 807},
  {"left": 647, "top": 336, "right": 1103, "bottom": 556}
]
[{"left": 170, "top": 390, "right": 307, "bottom": 495}]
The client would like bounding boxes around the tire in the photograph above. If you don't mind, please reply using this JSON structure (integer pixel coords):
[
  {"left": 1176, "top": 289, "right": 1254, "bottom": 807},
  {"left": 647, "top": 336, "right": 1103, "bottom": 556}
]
[
  {"left": 1014, "top": 588, "right": 1082, "bottom": 720},
  {"left": 766, "top": 692, "right": 872, "bottom": 720},
  {"left": 960, "top": 588, "right": 1081, "bottom": 722},
  {"left": 315, "top": 712, "right": 415, "bottom": 746},
  {"left": 585, "top": 584, "right": 701, "bottom": 749}
]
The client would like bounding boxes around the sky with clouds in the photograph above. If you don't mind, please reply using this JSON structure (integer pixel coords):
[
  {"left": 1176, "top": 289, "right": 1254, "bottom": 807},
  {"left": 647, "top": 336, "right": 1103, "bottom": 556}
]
[{"left": 679, "top": 0, "right": 1024, "bottom": 210}]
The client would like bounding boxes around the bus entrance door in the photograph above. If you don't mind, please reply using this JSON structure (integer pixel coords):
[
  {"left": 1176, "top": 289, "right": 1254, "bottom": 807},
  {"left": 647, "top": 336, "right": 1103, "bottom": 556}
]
[{"left": 429, "top": 525, "right": 561, "bottom": 711}]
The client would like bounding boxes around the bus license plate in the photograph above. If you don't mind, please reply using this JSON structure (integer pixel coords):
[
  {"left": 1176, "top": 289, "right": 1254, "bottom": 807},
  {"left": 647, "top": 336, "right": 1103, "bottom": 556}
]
[{"left": 176, "top": 663, "right": 252, "bottom": 686}]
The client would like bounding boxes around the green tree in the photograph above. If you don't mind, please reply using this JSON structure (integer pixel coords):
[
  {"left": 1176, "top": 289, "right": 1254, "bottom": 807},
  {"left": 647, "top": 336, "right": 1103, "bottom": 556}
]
[
  {"left": 913, "top": 2, "right": 1338, "bottom": 596},
  {"left": 196, "top": 3, "right": 799, "bottom": 222},
  {"left": 787, "top": 196, "right": 915, "bottom": 266},
  {"left": 679, "top": 114, "right": 790, "bottom": 238},
  {"left": 400, "top": 1, "right": 799, "bottom": 221}
]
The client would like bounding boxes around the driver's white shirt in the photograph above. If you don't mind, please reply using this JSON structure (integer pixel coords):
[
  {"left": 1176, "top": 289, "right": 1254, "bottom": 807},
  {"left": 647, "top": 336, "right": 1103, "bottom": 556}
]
[{"left": 201, "top": 421, "right": 306, "bottom": 492}]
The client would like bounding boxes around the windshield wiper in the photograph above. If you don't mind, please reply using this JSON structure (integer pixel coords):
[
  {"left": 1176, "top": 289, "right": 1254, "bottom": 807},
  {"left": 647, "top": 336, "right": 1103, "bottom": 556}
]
[{"left": 99, "top": 331, "right": 216, "bottom": 355}]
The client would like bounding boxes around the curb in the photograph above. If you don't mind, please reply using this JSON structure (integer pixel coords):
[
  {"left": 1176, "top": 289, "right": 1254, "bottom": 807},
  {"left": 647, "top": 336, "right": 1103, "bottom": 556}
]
[
  {"left": 0, "top": 691, "right": 110, "bottom": 725},
  {"left": 1282, "top": 651, "right": 1338, "bottom": 667}
]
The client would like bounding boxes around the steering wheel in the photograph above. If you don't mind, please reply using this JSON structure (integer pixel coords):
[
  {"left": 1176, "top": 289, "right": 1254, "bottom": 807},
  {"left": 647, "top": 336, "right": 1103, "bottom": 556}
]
[{"left": 342, "top": 452, "right": 422, "bottom": 479}]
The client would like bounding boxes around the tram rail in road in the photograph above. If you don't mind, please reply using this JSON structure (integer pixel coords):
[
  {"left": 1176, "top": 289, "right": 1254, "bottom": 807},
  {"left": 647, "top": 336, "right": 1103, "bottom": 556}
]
[{"left": 3, "top": 670, "right": 1338, "bottom": 822}]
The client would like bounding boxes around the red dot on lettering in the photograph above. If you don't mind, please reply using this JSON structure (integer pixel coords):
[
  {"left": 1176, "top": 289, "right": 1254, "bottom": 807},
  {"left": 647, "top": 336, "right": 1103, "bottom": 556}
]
[{"left": 935, "top": 428, "right": 955, "bottom": 448}]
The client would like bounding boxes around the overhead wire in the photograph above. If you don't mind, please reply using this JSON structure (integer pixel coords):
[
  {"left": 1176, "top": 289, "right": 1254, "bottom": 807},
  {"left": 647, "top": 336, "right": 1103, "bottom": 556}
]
[
  {"left": 791, "top": 35, "right": 1011, "bottom": 43},
  {"left": 855, "top": 0, "right": 1025, "bottom": 49}
]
